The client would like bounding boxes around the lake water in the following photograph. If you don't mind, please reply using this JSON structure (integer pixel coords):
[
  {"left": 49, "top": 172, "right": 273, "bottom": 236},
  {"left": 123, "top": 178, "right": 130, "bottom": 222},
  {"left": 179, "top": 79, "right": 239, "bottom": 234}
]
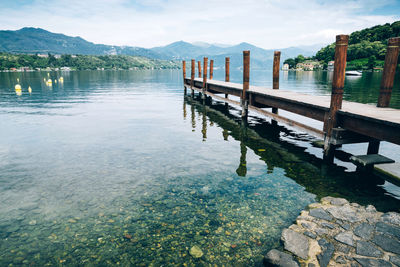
[{"left": 0, "top": 69, "right": 399, "bottom": 266}]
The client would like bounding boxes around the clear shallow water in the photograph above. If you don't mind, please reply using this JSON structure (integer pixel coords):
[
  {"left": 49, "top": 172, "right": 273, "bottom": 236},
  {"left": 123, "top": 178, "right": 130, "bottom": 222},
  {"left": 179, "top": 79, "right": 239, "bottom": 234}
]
[{"left": 0, "top": 70, "right": 399, "bottom": 266}]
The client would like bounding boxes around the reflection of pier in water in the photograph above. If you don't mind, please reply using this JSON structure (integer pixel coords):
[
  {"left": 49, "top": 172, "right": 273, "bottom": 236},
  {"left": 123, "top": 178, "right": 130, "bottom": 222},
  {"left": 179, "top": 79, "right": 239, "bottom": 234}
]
[{"left": 183, "top": 95, "right": 400, "bottom": 212}]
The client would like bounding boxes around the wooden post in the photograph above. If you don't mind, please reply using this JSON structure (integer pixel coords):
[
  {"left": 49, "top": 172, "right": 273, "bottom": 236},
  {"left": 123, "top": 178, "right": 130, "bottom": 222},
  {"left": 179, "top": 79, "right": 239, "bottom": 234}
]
[
  {"left": 210, "top": 60, "right": 214, "bottom": 80},
  {"left": 367, "top": 38, "right": 399, "bottom": 155},
  {"left": 198, "top": 61, "right": 202, "bottom": 78},
  {"left": 242, "top": 51, "right": 250, "bottom": 117},
  {"left": 273, "top": 51, "right": 281, "bottom": 90},
  {"left": 225, "top": 57, "right": 230, "bottom": 98},
  {"left": 272, "top": 51, "right": 281, "bottom": 116},
  {"left": 323, "top": 35, "right": 349, "bottom": 161},
  {"left": 191, "top": 59, "right": 195, "bottom": 97},
  {"left": 377, "top": 37, "right": 400, "bottom": 107},
  {"left": 202, "top": 57, "right": 208, "bottom": 99},
  {"left": 182, "top": 60, "right": 186, "bottom": 94}
]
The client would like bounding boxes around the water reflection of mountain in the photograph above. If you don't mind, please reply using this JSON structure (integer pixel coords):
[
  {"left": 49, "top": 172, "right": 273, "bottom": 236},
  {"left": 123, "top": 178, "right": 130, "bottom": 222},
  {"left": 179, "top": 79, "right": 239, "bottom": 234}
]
[{"left": 185, "top": 95, "right": 400, "bottom": 212}]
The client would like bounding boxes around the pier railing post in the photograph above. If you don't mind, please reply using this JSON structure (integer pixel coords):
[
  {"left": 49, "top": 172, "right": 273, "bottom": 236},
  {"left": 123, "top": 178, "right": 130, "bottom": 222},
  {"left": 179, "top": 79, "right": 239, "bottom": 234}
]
[
  {"left": 202, "top": 57, "right": 208, "bottom": 100},
  {"left": 198, "top": 61, "right": 202, "bottom": 78},
  {"left": 182, "top": 60, "right": 186, "bottom": 94},
  {"left": 242, "top": 51, "right": 250, "bottom": 117},
  {"left": 191, "top": 59, "right": 195, "bottom": 97},
  {"left": 377, "top": 37, "right": 400, "bottom": 107},
  {"left": 323, "top": 35, "right": 349, "bottom": 162},
  {"left": 225, "top": 57, "right": 230, "bottom": 98},
  {"left": 210, "top": 60, "right": 214, "bottom": 80}
]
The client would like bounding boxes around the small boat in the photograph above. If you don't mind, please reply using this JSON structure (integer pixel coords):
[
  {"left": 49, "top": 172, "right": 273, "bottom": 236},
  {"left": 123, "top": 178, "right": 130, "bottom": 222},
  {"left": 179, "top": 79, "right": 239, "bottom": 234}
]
[{"left": 345, "top": 71, "right": 362, "bottom": 76}]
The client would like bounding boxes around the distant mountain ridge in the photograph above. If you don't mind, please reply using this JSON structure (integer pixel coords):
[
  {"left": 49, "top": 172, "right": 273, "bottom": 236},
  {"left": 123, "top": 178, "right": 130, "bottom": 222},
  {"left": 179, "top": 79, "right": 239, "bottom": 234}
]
[{"left": 0, "top": 27, "right": 324, "bottom": 68}]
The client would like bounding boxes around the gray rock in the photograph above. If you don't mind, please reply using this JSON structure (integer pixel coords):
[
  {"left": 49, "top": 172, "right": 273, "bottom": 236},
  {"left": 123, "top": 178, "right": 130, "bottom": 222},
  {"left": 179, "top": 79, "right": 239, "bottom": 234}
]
[
  {"left": 264, "top": 249, "right": 299, "bottom": 267},
  {"left": 335, "top": 231, "right": 354, "bottom": 246},
  {"left": 335, "top": 256, "right": 346, "bottom": 264},
  {"left": 365, "top": 205, "right": 376, "bottom": 212},
  {"left": 341, "top": 223, "right": 351, "bottom": 230},
  {"left": 356, "top": 240, "right": 382, "bottom": 257},
  {"left": 308, "top": 264, "right": 315, "bottom": 267},
  {"left": 315, "top": 227, "right": 328, "bottom": 236},
  {"left": 373, "top": 233, "right": 400, "bottom": 254},
  {"left": 321, "top": 222, "right": 335, "bottom": 229},
  {"left": 304, "top": 231, "right": 317, "bottom": 239},
  {"left": 376, "top": 222, "right": 400, "bottom": 239},
  {"left": 390, "top": 255, "right": 400, "bottom": 266},
  {"left": 354, "top": 258, "right": 392, "bottom": 267},
  {"left": 309, "top": 208, "right": 332, "bottom": 221},
  {"left": 382, "top": 212, "right": 400, "bottom": 226},
  {"left": 336, "top": 244, "right": 351, "bottom": 253},
  {"left": 281, "top": 229, "right": 309, "bottom": 260},
  {"left": 317, "top": 239, "right": 334, "bottom": 267},
  {"left": 354, "top": 223, "right": 374, "bottom": 240},
  {"left": 327, "top": 205, "right": 361, "bottom": 223},
  {"left": 330, "top": 197, "right": 348, "bottom": 206},
  {"left": 301, "top": 222, "right": 314, "bottom": 230}
]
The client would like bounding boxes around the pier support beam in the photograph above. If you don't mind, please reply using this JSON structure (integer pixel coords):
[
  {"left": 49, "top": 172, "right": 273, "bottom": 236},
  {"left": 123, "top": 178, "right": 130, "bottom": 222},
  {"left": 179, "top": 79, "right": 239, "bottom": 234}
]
[
  {"left": 225, "top": 57, "right": 230, "bottom": 99},
  {"left": 182, "top": 60, "right": 186, "bottom": 94},
  {"left": 241, "top": 51, "right": 250, "bottom": 118},
  {"left": 191, "top": 59, "right": 195, "bottom": 97},
  {"left": 323, "top": 35, "right": 349, "bottom": 162},
  {"left": 202, "top": 57, "right": 208, "bottom": 100}
]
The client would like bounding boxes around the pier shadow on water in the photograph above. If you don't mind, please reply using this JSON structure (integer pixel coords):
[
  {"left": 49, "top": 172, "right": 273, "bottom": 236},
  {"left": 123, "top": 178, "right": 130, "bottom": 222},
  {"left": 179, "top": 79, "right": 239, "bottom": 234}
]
[{"left": 184, "top": 94, "right": 400, "bottom": 211}]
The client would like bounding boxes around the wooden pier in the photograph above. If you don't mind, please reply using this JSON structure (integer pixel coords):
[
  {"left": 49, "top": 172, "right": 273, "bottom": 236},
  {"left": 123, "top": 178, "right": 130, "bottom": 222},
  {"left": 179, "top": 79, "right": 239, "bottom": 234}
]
[{"left": 182, "top": 35, "right": 400, "bottom": 167}]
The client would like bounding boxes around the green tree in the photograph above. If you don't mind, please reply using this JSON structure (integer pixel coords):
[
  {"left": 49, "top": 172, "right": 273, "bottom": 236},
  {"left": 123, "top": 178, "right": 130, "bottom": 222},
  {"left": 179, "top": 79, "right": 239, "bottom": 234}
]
[{"left": 368, "top": 55, "right": 376, "bottom": 69}]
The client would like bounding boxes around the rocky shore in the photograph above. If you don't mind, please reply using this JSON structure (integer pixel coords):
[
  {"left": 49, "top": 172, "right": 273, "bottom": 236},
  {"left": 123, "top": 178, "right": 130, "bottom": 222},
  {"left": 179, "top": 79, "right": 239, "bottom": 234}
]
[{"left": 264, "top": 196, "right": 400, "bottom": 267}]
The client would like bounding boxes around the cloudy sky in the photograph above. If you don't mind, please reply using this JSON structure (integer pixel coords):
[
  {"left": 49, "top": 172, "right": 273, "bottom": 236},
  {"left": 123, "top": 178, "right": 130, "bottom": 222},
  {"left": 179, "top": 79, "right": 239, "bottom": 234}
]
[{"left": 0, "top": 0, "right": 399, "bottom": 49}]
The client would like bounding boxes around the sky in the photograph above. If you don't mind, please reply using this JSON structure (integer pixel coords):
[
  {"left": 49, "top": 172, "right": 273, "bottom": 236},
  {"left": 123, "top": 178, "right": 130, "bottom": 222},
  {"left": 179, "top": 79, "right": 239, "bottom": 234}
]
[{"left": 0, "top": 0, "right": 399, "bottom": 49}]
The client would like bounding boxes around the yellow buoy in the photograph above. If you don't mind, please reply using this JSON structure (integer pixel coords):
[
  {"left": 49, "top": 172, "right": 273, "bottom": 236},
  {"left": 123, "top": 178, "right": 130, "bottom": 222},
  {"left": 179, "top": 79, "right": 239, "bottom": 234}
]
[
  {"left": 17, "top": 78, "right": 20, "bottom": 83},
  {"left": 15, "top": 84, "right": 21, "bottom": 90},
  {"left": 59, "top": 77, "right": 64, "bottom": 83},
  {"left": 47, "top": 73, "right": 50, "bottom": 77},
  {"left": 55, "top": 80, "right": 57, "bottom": 83},
  {"left": 44, "top": 78, "right": 46, "bottom": 82},
  {"left": 28, "top": 86, "right": 32, "bottom": 93}
]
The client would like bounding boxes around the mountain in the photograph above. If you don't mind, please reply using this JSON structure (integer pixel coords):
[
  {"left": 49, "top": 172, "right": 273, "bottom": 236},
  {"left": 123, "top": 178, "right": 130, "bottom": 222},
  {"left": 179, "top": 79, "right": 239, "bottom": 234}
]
[
  {"left": 0, "top": 27, "right": 164, "bottom": 59},
  {"left": 0, "top": 27, "right": 323, "bottom": 69}
]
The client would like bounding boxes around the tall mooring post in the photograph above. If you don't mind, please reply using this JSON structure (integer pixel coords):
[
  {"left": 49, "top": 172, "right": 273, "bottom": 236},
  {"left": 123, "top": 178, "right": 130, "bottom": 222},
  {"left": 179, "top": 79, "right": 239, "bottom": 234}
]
[
  {"left": 225, "top": 57, "right": 230, "bottom": 98},
  {"left": 198, "top": 61, "right": 202, "bottom": 78},
  {"left": 210, "top": 60, "right": 214, "bottom": 80},
  {"left": 191, "top": 59, "right": 195, "bottom": 97},
  {"left": 368, "top": 37, "right": 400, "bottom": 155},
  {"left": 323, "top": 35, "right": 349, "bottom": 162},
  {"left": 182, "top": 60, "right": 186, "bottom": 94},
  {"left": 202, "top": 57, "right": 208, "bottom": 100},
  {"left": 242, "top": 51, "right": 250, "bottom": 118},
  {"left": 272, "top": 51, "right": 281, "bottom": 125}
]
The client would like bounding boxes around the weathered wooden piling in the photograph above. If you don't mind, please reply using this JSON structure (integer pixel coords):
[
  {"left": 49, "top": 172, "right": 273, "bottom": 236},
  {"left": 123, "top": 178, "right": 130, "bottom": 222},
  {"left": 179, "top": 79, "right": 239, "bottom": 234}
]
[
  {"left": 198, "top": 61, "right": 202, "bottom": 78},
  {"left": 191, "top": 59, "right": 195, "bottom": 97},
  {"left": 202, "top": 57, "right": 208, "bottom": 99},
  {"left": 272, "top": 51, "right": 281, "bottom": 119},
  {"left": 182, "top": 60, "right": 186, "bottom": 94},
  {"left": 225, "top": 57, "right": 230, "bottom": 98},
  {"left": 273, "top": 51, "right": 281, "bottom": 90},
  {"left": 210, "top": 60, "right": 214, "bottom": 80},
  {"left": 377, "top": 37, "right": 400, "bottom": 108},
  {"left": 242, "top": 51, "right": 250, "bottom": 117},
  {"left": 323, "top": 35, "right": 349, "bottom": 161},
  {"left": 367, "top": 37, "right": 400, "bottom": 155}
]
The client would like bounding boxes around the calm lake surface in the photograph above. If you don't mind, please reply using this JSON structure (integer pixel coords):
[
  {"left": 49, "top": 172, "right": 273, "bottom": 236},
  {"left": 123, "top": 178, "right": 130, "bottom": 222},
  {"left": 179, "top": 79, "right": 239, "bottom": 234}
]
[{"left": 0, "top": 69, "right": 399, "bottom": 266}]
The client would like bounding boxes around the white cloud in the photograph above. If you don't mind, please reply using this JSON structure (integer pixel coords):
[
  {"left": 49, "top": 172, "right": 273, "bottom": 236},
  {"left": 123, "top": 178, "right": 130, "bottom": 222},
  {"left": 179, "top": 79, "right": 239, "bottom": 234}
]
[{"left": 0, "top": 0, "right": 398, "bottom": 48}]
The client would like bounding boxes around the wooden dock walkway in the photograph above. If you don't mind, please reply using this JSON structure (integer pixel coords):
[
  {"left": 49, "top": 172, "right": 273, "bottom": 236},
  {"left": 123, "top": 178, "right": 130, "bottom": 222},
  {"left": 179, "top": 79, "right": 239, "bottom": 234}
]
[{"left": 182, "top": 35, "right": 400, "bottom": 168}]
